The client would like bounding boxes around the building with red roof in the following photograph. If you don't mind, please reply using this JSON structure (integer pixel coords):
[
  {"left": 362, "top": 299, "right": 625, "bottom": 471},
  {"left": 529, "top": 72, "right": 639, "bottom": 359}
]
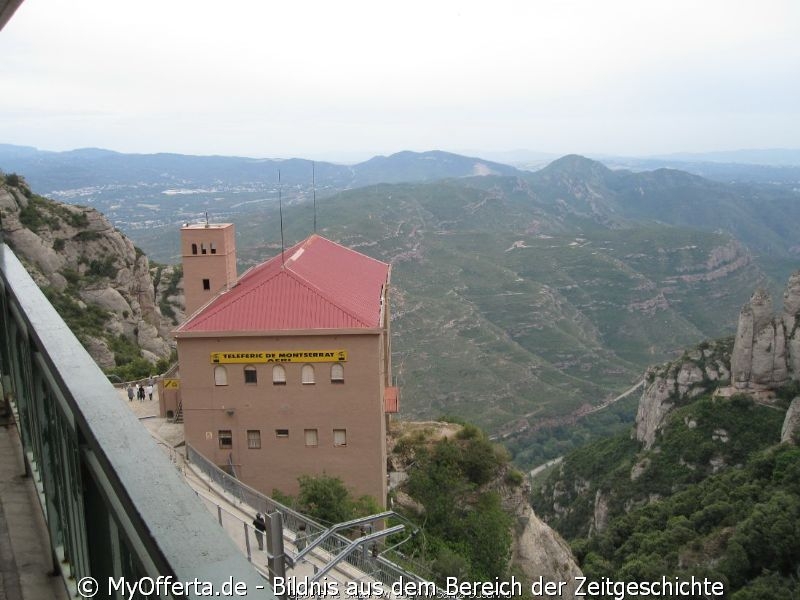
[{"left": 166, "top": 224, "right": 397, "bottom": 506}]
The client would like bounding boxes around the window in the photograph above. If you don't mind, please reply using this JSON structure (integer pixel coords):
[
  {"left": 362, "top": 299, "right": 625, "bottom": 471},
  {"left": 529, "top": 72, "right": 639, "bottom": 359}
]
[
  {"left": 304, "top": 429, "right": 318, "bottom": 447},
  {"left": 272, "top": 365, "right": 286, "bottom": 385},
  {"left": 275, "top": 429, "right": 289, "bottom": 438},
  {"left": 333, "top": 429, "right": 347, "bottom": 447},
  {"left": 244, "top": 365, "right": 257, "bottom": 384},
  {"left": 247, "top": 430, "right": 261, "bottom": 449},
  {"left": 191, "top": 243, "right": 198, "bottom": 255},
  {"left": 201, "top": 243, "right": 207, "bottom": 255},
  {"left": 210, "top": 242, "right": 217, "bottom": 254},
  {"left": 218, "top": 430, "right": 232, "bottom": 449},
  {"left": 330, "top": 363, "right": 344, "bottom": 384},
  {"left": 301, "top": 364, "right": 315, "bottom": 385},
  {"left": 214, "top": 365, "right": 228, "bottom": 386},
  {"left": 202, "top": 278, "right": 211, "bottom": 290}
]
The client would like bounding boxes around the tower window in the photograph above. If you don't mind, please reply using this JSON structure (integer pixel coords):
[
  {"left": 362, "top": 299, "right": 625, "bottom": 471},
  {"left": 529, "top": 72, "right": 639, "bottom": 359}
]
[
  {"left": 330, "top": 363, "right": 344, "bottom": 384},
  {"left": 191, "top": 243, "right": 198, "bottom": 255},
  {"left": 272, "top": 365, "right": 286, "bottom": 385},
  {"left": 244, "top": 365, "right": 257, "bottom": 384},
  {"left": 202, "top": 278, "right": 210, "bottom": 290},
  {"left": 201, "top": 243, "right": 207, "bottom": 255},
  {"left": 214, "top": 365, "right": 228, "bottom": 386},
  {"left": 301, "top": 364, "right": 315, "bottom": 385},
  {"left": 275, "top": 429, "right": 289, "bottom": 438},
  {"left": 210, "top": 242, "right": 217, "bottom": 254}
]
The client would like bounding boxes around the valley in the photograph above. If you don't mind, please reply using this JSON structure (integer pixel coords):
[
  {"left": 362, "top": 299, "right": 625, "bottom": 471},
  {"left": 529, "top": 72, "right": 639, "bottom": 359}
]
[{"left": 2, "top": 146, "right": 798, "bottom": 451}]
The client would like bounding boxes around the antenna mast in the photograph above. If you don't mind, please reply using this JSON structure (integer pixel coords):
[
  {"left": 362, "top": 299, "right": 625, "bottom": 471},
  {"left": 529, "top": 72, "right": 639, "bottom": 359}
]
[
  {"left": 278, "top": 169, "right": 285, "bottom": 267},
  {"left": 312, "top": 161, "right": 317, "bottom": 233}
]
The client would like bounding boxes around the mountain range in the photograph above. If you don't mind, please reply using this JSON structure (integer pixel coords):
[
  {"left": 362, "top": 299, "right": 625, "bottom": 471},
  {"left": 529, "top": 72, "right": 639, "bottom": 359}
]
[
  {"left": 2, "top": 146, "right": 798, "bottom": 442},
  {"left": 0, "top": 144, "right": 519, "bottom": 191}
]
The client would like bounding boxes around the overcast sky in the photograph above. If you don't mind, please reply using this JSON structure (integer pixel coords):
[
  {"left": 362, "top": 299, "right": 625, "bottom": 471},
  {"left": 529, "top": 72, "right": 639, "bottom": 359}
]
[{"left": 1, "top": 0, "right": 798, "bottom": 161}]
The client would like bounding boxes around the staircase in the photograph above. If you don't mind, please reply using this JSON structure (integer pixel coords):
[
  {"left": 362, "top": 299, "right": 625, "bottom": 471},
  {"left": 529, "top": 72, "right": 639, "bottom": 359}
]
[{"left": 173, "top": 398, "right": 183, "bottom": 423}]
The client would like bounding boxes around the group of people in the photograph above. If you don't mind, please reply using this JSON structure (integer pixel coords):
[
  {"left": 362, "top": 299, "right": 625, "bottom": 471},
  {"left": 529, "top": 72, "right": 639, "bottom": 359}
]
[{"left": 126, "top": 380, "right": 154, "bottom": 402}]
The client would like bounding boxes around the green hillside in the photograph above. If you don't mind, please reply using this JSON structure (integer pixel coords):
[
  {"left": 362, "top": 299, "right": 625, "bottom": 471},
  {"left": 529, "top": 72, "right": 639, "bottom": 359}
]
[
  {"left": 71, "top": 157, "right": 798, "bottom": 434},
  {"left": 531, "top": 390, "right": 799, "bottom": 598},
  {"left": 221, "top": 179, "right": 765, "bottom": 432}
]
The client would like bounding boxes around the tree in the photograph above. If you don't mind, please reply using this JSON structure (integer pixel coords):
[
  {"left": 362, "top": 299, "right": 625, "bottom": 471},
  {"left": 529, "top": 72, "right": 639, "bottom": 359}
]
[
  {"left": 295, "top": 474, "right": 380, "bottom": 525},
  {"left": 297, "top": 474, "right": 353, "bottom": 525}
]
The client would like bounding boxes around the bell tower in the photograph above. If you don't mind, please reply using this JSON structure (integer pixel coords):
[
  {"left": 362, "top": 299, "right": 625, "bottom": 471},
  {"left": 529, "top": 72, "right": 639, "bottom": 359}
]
[{"left": 180, "top": 222, "right": 237, "bottom": 317}]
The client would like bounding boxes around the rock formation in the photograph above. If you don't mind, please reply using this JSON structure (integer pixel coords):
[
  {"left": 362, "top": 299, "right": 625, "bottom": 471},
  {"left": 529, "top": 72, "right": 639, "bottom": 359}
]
[
  {"left": 782, "top": 398, "right": 800, "bottom": 444},
  {"left": 635, "top": 341, "right": 730, "bottom": 449},
  {"left": 512, "top": 504, "right": 583, "bottom": 599},
  {"left": 634, "top": 272, "right": 800, "bottom": 450},
  {"left": 388, "top": 421, "right": 582, "bottom": 597},
  {"left": 0, "top": 176, "right": 174, "bottom": 370},
  {"left": 731, "top": 273, "right": 800, "bottom": 389}
]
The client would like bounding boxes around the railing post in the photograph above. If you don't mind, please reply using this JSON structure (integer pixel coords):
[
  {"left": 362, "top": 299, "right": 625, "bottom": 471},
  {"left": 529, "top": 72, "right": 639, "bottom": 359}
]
[
  {"left": 243, "top": 522, "right": 252, "bottom": 562},
  {"left": 265, "top": 511, "right": 285, "bottom": 584}
]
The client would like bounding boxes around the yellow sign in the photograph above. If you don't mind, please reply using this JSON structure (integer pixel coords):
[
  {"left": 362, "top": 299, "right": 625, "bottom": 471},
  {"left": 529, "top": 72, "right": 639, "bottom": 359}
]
[
  {"left": 163, "top": 379, "right": 180, "bottom": 389},
  {"left": 210, "top": 350, "right": 347, "bottom": 364}
]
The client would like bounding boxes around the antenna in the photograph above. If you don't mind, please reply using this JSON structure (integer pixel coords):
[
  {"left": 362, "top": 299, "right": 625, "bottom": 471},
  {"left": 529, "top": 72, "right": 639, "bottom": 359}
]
[
  {"left": 278, "top": 169, "right": 285, "bottom": 267},
  {"left": 312, "top": 161, "right": 317, "bottom": 234},
  {"left": 204, "top": 211, "right": 209, "bottom": 228}
]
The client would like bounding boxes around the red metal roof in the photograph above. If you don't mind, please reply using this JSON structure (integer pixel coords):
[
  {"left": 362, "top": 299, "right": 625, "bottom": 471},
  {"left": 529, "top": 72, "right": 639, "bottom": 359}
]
[{"left": 176, "top": 235, "right": 389, "bottom": 333}]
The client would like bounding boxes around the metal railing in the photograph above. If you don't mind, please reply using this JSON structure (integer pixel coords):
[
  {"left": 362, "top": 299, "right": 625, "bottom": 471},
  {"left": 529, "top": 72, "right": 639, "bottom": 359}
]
[
  {"left": 186, "top": 443, "right": 439, "bottom": 596},
  {"left": 0, "top": 241, "right": 273, "bottom": 598}
]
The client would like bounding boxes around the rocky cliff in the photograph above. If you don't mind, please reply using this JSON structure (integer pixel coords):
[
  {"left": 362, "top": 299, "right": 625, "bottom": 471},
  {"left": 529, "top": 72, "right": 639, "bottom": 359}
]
[
  {"left": 635, "top": 339, "right": 731, "bottom": 449},
  {"left": 0, "top": 174, "right": 174, "bottom": 372},
  {"left": 388, "top": 421, "right": 583, "bottom": 597},
  {"left": 731, "top": 272, "right": 800, "bottom": 389}
]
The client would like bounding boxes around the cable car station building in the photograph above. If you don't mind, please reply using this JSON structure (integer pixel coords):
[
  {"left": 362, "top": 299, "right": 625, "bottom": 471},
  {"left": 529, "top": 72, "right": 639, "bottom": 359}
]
[{"left": 170, "top": 224, "right": 397, "bottom": 506}]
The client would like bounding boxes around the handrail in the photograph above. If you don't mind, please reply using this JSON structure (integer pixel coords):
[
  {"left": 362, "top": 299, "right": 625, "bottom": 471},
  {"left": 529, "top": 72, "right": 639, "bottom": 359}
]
[
  {"left": 0, "top": 242, "right": 272, "bottom": 598},
  {"left": 186, "top": 443, "right": 439, "bottom": 595}
]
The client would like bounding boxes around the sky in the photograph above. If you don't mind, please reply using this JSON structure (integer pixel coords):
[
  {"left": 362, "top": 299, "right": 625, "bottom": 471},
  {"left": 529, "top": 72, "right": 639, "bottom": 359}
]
[{"left": 1, "top": 0, "right": 799, "bottom": 161}]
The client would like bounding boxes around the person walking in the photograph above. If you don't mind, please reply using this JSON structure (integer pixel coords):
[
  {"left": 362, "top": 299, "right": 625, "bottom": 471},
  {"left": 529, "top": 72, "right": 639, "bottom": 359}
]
[
  {"left": 145, "top": 383, "right": 154, "bottom": 402},
  {"left": 137, "top": 384, "right": 145, "bottom": 402},
  {"left": 126, "top": 385, "right": 134, "bottom": 402},
  {"left": 252, "top": 513, "right": 266, "bottom": 551}
]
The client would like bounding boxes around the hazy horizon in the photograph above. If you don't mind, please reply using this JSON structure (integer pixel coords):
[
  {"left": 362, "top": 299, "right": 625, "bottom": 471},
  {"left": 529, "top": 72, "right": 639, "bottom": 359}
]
[{"left": 1, "top": 1, "right": 798, "bottom": 161}]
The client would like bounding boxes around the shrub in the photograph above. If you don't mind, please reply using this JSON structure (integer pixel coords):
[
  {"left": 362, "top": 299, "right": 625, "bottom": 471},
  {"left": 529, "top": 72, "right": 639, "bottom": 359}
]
[
  {"left": 68, "top": 212, "right": 89, "bottom": 228},
  {"left": 88, "top": 257, "right": 117, "bottom": 278}
]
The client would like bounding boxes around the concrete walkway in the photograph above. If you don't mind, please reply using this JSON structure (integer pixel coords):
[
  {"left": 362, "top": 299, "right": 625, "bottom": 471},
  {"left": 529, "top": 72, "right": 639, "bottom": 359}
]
[{"left": 0, "top": 411, "right": 69, "bottom": 600}]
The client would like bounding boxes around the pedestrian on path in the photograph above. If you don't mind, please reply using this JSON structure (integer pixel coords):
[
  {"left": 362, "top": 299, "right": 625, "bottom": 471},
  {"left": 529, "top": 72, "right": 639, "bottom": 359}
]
[
  {"left": 145, "top": 383, "right": 154, "bottom": 401},
  {"left": 126, "top": 385, "right": 134, "bottom": 402},
  {"left": 137, "top": 384, "right": 145, "bottom": 402},
  {"left": 252, "top": 513, "right": 266, "bottom": 551},
  {"left": 296, "top": 523, "right": 307, "bottom": 551}
]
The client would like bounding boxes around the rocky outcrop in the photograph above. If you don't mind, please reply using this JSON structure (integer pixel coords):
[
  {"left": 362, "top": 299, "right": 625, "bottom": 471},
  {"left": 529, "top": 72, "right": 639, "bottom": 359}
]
[
  {"left": 388, "top": 421, "right": 582, "bottom": 595},
  {"left": 152, "top": 264, "right": 185, "bottom": 326},
  {"left": 731, "top": 273, "right": 800, "bottom": 390},
  {"left": 0, "top": 178, "right": 174, "bottom": 369},
  {"left": 782, "top": 397, "right": 800, "bottom": 444},
  {"left": 513, "top": 504, "right": 583, "bottom": 599},
  {"left": 635, "top": 341, "right": 730, "bottom": 449}
]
